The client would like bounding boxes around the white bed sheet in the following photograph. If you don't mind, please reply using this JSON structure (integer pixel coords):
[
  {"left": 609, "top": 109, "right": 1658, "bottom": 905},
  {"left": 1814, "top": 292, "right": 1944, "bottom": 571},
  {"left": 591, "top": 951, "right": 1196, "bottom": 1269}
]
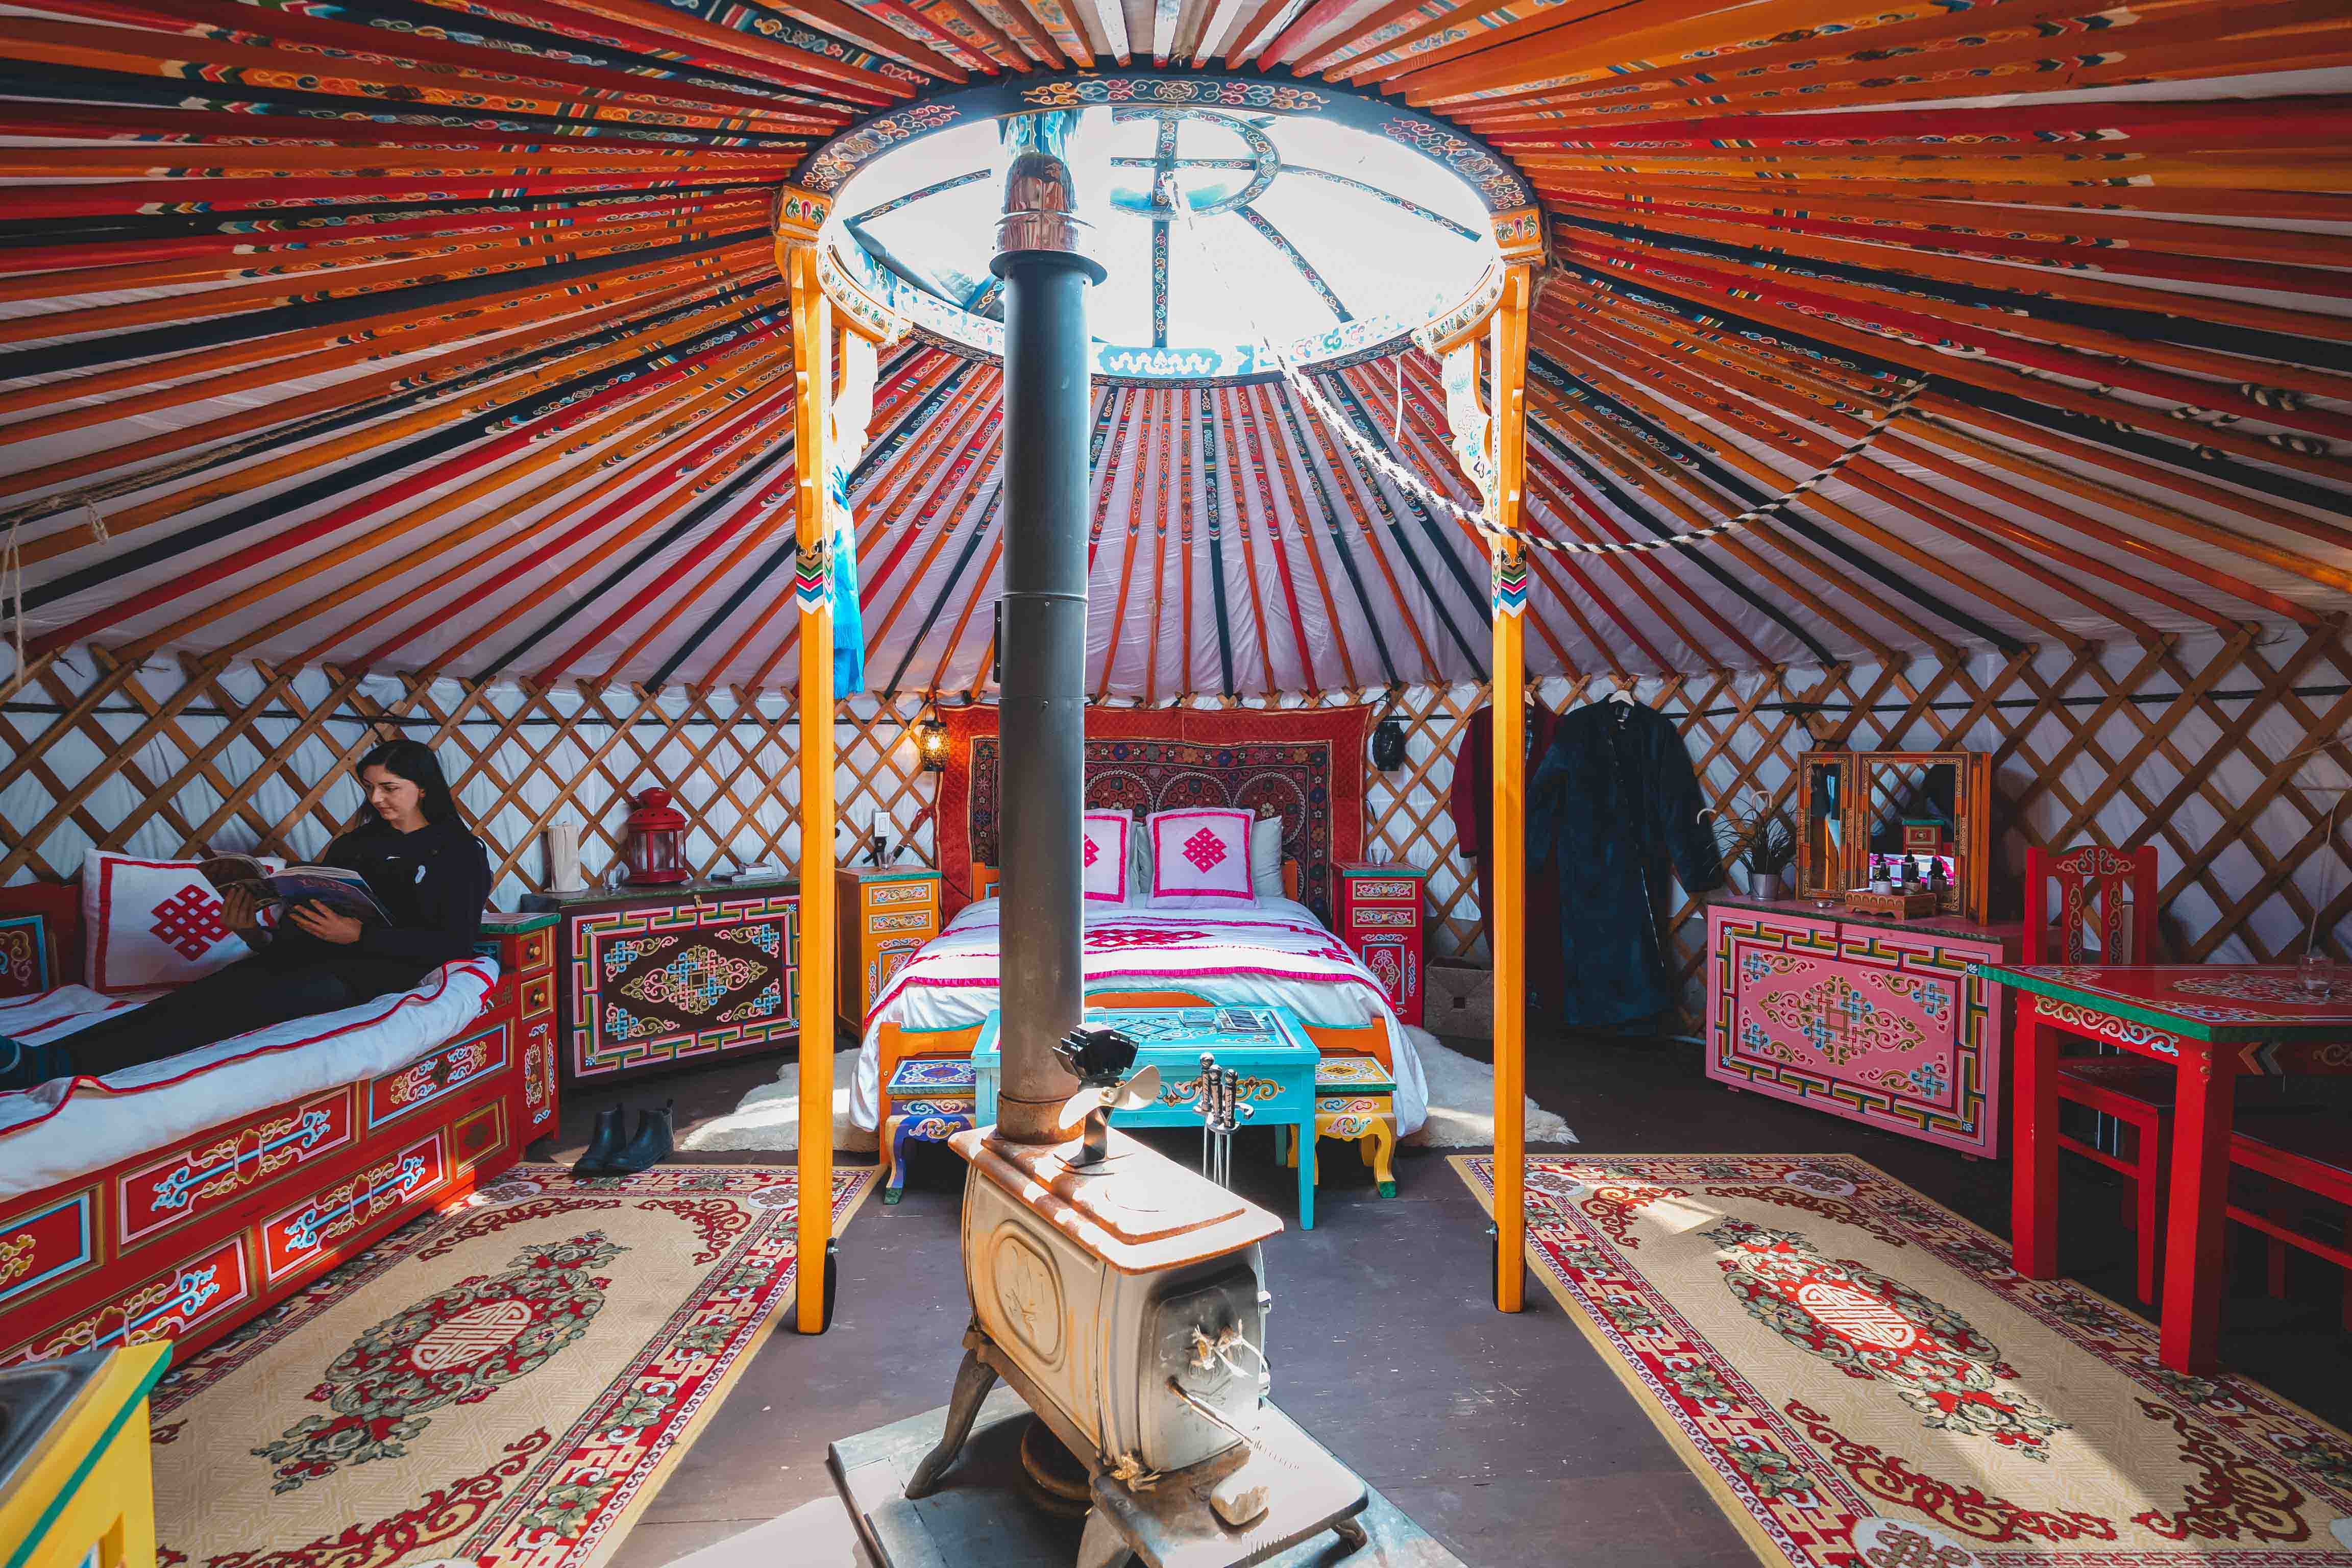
[
  {"left": 853, "top": 896, "right": 1427, "bottom": 1135},
  {"left": 0, "top": 958, "right": 498, "bottom": 1200}
]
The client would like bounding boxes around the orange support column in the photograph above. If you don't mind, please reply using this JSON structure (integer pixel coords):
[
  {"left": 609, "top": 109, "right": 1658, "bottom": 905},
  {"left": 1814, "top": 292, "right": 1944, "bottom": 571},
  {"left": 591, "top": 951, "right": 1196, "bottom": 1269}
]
[
  {"left": 1489, "top": 260, "right": 1536, "bottom": 1312},
  {"left": 778, "top": 189, "right": 837, "bottom": 1335}
]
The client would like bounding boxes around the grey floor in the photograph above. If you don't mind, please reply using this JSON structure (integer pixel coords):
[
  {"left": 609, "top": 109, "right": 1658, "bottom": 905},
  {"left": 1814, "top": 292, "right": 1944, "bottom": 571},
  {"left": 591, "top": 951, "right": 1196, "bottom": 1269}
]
[{"left": 549, "top": 1033, "right": 2352, "bottom": 1568}]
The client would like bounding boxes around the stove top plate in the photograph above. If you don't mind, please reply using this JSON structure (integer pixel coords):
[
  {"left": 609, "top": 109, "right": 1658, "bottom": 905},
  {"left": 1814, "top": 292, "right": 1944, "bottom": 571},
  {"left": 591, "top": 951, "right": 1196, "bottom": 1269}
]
[{"left": 953, "top": 1127, "right": 1281, "bottom": 1271}]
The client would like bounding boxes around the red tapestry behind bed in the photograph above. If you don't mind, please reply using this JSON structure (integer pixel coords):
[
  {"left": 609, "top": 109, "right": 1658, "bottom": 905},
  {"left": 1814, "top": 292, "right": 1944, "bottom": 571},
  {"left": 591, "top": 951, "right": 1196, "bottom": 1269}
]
[{"left": 937, "top": 706, "right": 1369, "bottom": 923}]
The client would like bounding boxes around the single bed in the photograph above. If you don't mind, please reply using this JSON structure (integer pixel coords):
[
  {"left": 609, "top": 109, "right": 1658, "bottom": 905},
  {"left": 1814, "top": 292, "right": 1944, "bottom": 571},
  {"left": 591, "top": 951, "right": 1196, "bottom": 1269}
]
[
  {"left": 855, "top": 892, "right": 1430, "bottom": 1136},
  {"left": 0, "top": 964, "right": 498, "bottom": 1202},
  {"left": 0, "top": 887, "right": 556, "bottom": 1366}
]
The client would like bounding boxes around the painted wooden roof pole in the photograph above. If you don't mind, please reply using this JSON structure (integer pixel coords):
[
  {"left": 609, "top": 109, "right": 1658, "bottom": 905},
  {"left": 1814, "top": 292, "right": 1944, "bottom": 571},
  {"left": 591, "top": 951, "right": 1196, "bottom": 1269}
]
[
  {"left": 1488, "top": 257, "right": 1537, "bottom": 1314},
  {"left": 778, "top": 185, "right": 839, "bottom": 1335}
]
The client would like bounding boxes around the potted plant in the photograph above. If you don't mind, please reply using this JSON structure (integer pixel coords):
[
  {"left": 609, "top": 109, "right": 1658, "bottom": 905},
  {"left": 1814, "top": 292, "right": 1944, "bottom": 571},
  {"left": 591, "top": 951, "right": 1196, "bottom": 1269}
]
[{"left": 1709, "top": 797, "right": 1799, "bottom": 902}]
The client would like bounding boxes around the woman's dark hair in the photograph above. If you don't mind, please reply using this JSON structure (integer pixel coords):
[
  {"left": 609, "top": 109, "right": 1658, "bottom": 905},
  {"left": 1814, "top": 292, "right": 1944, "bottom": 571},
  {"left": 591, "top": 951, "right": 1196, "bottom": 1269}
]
[{"left": 354, "top": 739, "right": 462, "bottom": 827}]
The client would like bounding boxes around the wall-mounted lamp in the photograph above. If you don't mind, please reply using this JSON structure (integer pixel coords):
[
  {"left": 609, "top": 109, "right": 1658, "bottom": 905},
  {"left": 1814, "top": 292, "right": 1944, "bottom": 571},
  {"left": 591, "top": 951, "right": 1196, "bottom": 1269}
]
[
  {"left": 915, "top": 716, "right": 949, "bottom": 772},
  {"left": 1372, "top": 717, "right": 1408, "bottom": 772}
]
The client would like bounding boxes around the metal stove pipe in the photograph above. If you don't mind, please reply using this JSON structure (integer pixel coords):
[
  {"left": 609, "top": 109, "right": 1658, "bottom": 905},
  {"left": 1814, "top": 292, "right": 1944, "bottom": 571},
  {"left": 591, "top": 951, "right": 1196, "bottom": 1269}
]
[{"left": 990, "top": 109, "right": 1104, "bottom": 1145}]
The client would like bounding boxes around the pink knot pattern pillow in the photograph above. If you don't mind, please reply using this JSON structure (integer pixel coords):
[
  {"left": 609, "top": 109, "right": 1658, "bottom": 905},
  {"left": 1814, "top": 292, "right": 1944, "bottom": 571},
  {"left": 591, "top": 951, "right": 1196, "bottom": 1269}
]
[
  {"left": 1146, "top": 808, "right": 1256, "bottom": 907},
  {"left": 1081, "top": 812, "right": 1132, "bottom": 903},
  {"left": 81, "top": 850, "right": 254, "bottom": 993}
]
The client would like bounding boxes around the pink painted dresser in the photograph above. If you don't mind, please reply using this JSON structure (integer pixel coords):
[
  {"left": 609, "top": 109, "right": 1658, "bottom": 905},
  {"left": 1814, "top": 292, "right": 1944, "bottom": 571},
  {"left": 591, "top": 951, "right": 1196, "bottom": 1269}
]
[{"left": 1704, "top": 894, "right": 2022, "bottom": 1156}]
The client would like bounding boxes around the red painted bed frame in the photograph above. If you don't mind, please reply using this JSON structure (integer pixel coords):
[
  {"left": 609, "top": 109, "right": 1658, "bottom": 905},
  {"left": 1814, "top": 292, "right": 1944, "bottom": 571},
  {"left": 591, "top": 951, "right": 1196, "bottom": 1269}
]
[{"left": 0, "top": 899, "right": 558, "bottom": 1366}]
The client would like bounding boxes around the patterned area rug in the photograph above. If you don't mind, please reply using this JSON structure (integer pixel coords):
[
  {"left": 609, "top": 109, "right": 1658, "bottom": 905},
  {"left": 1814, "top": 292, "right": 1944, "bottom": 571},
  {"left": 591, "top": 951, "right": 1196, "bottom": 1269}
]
[
  {"left": 148, "top": 1165, "right": 874, "bottom": 1568},
  {"left": 1454, "top": 1154, "right": 2352, "bottom": 1566}
]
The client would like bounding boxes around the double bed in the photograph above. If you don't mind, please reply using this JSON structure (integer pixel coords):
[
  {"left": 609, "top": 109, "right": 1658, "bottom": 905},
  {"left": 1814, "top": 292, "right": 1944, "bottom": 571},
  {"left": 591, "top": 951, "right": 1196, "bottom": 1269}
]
[{"left": 858, "top": 700, "right": 1429, "bottom": 1139}]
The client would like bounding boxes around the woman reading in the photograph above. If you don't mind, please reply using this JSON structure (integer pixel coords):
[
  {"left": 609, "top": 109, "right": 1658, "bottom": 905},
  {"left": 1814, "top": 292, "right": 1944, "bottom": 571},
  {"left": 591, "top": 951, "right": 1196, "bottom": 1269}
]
[{"left": 0, "top": 740, "right": 492, "bottom": 1090}]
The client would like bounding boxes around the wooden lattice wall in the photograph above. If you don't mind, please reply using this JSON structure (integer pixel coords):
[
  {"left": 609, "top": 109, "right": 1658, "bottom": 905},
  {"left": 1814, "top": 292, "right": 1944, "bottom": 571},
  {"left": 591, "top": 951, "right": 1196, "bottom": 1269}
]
[{"left": 5, "top": 625, "right": 2348, "bottom": 1002}]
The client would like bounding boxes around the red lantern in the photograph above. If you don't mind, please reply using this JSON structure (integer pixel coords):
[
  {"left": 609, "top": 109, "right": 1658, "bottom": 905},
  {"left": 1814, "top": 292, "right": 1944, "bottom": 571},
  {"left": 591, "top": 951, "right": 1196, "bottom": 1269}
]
[{"left": 622, "top": 788, "right": 690, "bottom": 885}]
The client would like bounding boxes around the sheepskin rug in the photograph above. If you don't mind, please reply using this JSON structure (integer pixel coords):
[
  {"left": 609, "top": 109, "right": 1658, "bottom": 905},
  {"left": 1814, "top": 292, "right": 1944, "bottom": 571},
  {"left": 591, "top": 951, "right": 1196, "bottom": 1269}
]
[
  {"left": 1400, "top": 1026, "right": 1577, "bottom": 1149},
  {"left": 677, "top": 1048, "right": 878, "bottom": 1155}
]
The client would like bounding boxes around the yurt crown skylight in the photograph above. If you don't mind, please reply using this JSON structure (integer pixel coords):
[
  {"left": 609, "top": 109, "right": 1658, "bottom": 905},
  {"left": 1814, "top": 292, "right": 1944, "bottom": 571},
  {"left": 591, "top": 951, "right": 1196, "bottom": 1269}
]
[{"left": 813, "top": 83, "right": 1512, "bottom": 381}]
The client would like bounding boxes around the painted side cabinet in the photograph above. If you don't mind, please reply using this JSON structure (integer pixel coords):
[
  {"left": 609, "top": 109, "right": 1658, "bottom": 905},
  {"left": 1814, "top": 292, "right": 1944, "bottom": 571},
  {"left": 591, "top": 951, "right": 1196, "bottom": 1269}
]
[
  {"left": 1334, "top": 862, "right": 1429, "bottom": 1029},
  {"left": 523, "top": 877, "right": 798, "bottom": 1084},
  {"left": 836, "top": 866, "right": 942, "bottom": 1036},
  {"left": 1704, "top": 895, "right": 2020, "bottom": 1157}
]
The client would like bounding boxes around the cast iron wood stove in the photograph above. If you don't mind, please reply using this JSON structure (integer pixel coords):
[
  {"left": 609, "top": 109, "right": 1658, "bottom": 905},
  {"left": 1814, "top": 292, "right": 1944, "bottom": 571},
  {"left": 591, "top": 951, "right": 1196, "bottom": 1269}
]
[{"left": 905, "top": 1114, "right": 1371, "bottom": 1567}]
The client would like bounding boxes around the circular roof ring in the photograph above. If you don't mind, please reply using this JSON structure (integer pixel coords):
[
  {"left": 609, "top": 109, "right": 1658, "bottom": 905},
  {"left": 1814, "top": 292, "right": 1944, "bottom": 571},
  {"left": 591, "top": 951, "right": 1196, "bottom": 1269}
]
[{"left": 792, "top": 72, "right": 1538, "bottom": 384}]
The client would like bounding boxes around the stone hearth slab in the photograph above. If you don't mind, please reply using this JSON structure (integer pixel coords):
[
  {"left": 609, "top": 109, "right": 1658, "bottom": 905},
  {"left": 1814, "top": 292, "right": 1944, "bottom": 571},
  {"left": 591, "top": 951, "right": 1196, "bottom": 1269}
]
[{"left": 831, "top": 1389, "right": 1462, "bottom": 1568}]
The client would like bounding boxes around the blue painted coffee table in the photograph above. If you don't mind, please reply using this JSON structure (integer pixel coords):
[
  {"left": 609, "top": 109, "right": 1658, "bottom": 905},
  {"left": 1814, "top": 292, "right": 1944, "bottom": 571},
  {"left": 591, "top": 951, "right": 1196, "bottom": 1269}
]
[{"left": 972, "top": 1004, "right": 1323, "bottom": 1228}]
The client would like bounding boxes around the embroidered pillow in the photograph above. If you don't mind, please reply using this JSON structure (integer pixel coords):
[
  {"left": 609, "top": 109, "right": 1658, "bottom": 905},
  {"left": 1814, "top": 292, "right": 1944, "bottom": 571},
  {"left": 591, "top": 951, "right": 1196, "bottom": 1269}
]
[
  {"left": 1147, "top": 809, "right": 1256, "bottom": 906},
  {"left": 80, "top": 850, "right": 254, "bottom": 993},
  {"left": 1250, "top": 815, "right": 1285, "bottom": 902},
  {"left": 1081, "top": 812, "right": 1132, "bottom": 903}
]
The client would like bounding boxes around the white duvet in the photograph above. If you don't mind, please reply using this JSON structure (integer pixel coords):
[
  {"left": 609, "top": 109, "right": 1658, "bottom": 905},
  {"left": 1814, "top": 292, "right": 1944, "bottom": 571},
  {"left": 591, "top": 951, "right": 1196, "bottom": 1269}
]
[
  {"left": 853, "top": 896, "right": 1427, "bottom": 1135},
  {"left": 0, "top": 958, "right": 498, "bottom": 1201}
]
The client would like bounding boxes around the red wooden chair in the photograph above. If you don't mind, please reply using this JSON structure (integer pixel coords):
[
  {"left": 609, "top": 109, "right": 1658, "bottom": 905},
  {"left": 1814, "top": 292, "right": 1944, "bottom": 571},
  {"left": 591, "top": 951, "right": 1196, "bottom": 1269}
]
[
  {"left": 2026, "top": 845, "right": 2169, "bottom": 1303},
  {"left": 2228, "top": 1114, "right": 2352, "bottom": 1332}
]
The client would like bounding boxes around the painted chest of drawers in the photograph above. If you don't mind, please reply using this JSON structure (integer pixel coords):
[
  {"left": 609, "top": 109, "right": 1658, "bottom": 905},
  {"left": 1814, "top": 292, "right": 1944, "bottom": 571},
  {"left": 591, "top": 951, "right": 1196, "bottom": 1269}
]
[
  {"left": 523, "top": 877, "right": 798, "bottom": 1084},
  {"left": 836, "top": 866, "right": 942, "bottom": 1035},
  {"left": 1334, "top": 861, "right": 1429, "bottom": 1028},
  {"left": 1704, "top": 895, "right": 2021, "bottom": 1156}
]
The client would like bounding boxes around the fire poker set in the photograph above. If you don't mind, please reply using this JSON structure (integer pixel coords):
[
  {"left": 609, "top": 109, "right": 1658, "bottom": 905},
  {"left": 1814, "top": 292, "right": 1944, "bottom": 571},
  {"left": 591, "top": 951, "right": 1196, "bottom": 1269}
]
[{"left": 821, "top": 109, "right": 1441, "bottom": 1568}]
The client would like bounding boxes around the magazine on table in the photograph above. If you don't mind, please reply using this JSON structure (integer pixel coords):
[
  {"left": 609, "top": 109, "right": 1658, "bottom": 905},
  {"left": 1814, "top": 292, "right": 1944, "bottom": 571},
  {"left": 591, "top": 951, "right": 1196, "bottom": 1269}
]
[{"left": 199, "top": 853, "right": 389, "bottom": 923}]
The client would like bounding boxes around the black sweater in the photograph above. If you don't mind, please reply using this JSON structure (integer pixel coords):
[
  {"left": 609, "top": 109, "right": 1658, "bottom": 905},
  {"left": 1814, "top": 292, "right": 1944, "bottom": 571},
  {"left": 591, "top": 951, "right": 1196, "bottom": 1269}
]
[{"left": 271, "top": 817, "right": 493, "bottom": 971}]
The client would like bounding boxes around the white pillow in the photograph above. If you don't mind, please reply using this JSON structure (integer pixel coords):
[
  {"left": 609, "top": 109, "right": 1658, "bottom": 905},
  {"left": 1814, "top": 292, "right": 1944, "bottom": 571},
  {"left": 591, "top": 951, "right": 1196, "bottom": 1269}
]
[
  {"left": 1250, "top": 815, "right": 1284, "bottom": 901},
  {"left": 1146, "top": 808, "right": 1256, "bottom": 906},
  {"left": 81, "top": 850, "right": 254, "bottom": 994},
  {"left": 1081, "top": 812, "right": 1131, "bottom": 903}
]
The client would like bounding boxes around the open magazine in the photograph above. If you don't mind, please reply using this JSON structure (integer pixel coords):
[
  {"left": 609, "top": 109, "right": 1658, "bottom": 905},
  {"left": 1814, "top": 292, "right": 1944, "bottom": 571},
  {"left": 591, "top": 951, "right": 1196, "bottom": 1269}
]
[{"left": 199, "top": 853, "right": 388, "bottom": 923}]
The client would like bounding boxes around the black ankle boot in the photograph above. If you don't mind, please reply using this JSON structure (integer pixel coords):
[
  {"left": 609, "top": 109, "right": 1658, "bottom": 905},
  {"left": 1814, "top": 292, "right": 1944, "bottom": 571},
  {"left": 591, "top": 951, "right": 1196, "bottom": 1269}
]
[
  {"left": 604, "top": 1099, "right": 675, "bottom": 1176},
  {"left": 571, "top": 1105, "right": 626, "bottom": 1177}
]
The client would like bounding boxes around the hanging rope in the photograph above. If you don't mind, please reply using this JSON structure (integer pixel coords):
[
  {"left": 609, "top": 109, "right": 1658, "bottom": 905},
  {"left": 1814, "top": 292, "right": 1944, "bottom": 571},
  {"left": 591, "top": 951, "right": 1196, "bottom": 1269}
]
[
  {"left": 3, "top": 507, "right": 107, "bottom": 693},
  {"left": 2, "top": 516, "right": 22, "bottom": 687},
  {"left": 1159, "top": 174, "right": 1925, "bottom": 559}
]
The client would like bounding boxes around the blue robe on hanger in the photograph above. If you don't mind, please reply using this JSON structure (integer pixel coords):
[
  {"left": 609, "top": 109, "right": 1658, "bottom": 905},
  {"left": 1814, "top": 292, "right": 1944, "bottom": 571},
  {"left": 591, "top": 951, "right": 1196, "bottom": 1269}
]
[{"left": 1529, "top": 698, "right": 1724, "bottom": 1027}]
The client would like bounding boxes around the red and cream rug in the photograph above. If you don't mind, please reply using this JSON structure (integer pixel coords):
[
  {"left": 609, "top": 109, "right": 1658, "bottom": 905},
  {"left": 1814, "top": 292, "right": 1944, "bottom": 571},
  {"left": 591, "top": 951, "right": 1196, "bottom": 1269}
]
[
  {"left": 1456, "top": 1154, "right": 2352, "bottom": 1566},
  {"left": 148, "top": 1164, "right": 873, "bottom": 1568}
]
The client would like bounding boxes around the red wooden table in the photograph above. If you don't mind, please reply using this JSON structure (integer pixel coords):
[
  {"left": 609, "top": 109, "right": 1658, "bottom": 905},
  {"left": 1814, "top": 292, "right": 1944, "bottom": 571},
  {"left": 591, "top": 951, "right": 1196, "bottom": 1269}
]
[{"left": 1979, "top": 962, "right": 2352, "bottom": 1373}]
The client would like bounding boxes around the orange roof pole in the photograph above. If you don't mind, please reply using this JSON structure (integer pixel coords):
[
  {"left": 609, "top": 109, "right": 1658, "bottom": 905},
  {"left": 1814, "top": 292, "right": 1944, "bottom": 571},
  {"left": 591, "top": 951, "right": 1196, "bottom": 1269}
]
[
  {"left": 1488, "top": 239, "right": 1541, "bottom": 1313},
  {"left": 778, "top": 188, "right": 838, "bottom": 1336}
]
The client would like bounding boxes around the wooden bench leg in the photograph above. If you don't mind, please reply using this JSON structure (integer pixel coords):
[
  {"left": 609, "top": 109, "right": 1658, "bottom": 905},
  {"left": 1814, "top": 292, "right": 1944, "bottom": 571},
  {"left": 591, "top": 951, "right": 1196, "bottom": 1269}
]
[
  {"left": 882, "top": 1114, "right": 906, "bottom": 1205},
  {"left": 1360, "top": 1122, "right": 1396, "bottom": 1198}
]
